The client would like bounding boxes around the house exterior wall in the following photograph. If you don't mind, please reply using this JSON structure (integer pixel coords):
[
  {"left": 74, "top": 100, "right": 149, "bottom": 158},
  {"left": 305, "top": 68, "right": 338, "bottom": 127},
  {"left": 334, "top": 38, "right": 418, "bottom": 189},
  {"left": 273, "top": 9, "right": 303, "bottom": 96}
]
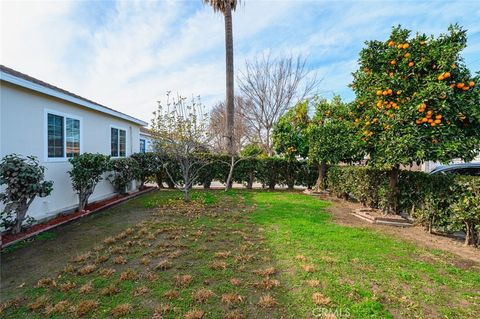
[
  {"left": 139, "top": 133, "right": 154, "bottom": 152},
  {"left": 0, "top": 82, "right": 142, "bottom": 221}
]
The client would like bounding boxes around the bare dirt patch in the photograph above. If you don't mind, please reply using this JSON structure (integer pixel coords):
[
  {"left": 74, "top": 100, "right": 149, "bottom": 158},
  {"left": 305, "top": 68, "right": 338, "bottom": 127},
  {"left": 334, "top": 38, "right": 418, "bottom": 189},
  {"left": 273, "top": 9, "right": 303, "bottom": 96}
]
[{"left": 319, "top": 194, "right": 480, "bottom": 267}]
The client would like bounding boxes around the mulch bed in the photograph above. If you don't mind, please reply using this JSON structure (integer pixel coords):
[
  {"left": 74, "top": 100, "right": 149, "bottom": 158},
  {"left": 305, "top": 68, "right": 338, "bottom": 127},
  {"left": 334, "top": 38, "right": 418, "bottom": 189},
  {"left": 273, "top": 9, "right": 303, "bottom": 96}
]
[{"left": 1, "top": 187, "right": 156, "bottom": 248}]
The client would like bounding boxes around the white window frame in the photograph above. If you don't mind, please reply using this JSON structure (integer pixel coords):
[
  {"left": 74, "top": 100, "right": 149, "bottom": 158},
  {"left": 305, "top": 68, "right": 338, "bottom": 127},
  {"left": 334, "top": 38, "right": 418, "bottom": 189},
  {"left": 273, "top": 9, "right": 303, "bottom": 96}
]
[
  {"left": 44, "top": 108, "right": 83, "bottom": 162},
  {"left": 110, "top": 125, "right": 128, "bottom": 158}
]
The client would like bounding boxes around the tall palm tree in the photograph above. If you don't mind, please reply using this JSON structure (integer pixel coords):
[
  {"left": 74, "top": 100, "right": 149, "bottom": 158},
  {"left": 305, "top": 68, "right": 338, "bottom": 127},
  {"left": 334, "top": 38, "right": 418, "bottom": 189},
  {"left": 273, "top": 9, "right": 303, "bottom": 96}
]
[{"left": 204, "top": 0, "right": 238, "bottom": 156}]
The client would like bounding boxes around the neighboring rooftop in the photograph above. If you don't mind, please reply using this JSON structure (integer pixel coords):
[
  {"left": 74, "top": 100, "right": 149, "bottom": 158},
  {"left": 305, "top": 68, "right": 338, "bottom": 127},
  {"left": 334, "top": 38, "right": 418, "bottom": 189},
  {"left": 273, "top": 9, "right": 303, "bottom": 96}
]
[{"left": 0, "top": 65, "right": 147, "bottom": 126}]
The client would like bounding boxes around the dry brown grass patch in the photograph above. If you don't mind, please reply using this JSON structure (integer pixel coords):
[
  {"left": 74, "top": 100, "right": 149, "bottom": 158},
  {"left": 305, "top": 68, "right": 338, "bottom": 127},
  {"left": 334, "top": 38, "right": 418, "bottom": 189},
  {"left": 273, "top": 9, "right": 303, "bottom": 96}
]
[
  {"left": 75, "top": 300, "right": 98, "bottom": 317},
  {"left": 101, "top": 284, "right": 120, "bottom": 296},
  {"left": 44, "top": 300, "right": 70, "bottom": 315},
  {"left": 62, "top": 264, "right": 75, "bottom": 274},
  {"left": 301, "top": 264, "right": 316, "bottom": 273},
  {"left": 111, "top": 303, "right": 132, "bottom": 318},
  {"left": 133, "top": 286, "right": 149, "bottom": 297},
  {"left": 115, "top": 231, "right": 128, "bottom": 240},
  {"left": 113, "top": 256, "right": 127, "bottom": 264},
  {"left": 214, "top": 251, "right": 231, "bottom": 259},
  {"left": 210, "top": 260, "right": 228, "bottom": 270},
  {"left": 255, "top": 267, "right": 276, "bottom": 277},
  {"left": 92, "top": 245, "right": 103, "bottom": 252},
  {"left": 234, "top": 254, "right": 254, "bottom": 263},
  {"left": 153, "top": 303, "right": 172, "bottom": 318},
  {"left": 28, "top": 296, "right": 49, "bottom": 312},
  {"left": 312, "top": 292, "right": 331, "bottom": 306},
  {"left": 192, "top": 288, "right": 214, "bottom": 303},
  {"left": 59, "top": 281, "right": 76, "bottom": 292},
  {"left": 163, "top": 289, "right": 180, "bottom": 300},
  {"left": 35, "top": 277, "right": 56, "bottom": 288},
  {"left": 95, "top": 255, "right": 109, "bottom": 264},
  {"left": 142, "top": 271, "right": 158, "bottom": 281},
  {"left": 119, "top": 269, "right": 139, "bottom": 281},
  {"left": 185, "top": 309, "right": 204, "bottom": 319},
  {"left": 155, "top": 259, "right": 173, "bottom": 270},
  {"left": 175, "top": 274, "right": 193, "bottom": 287},
  {"left": 72, "top": 252, "right": 91, "bottom": 263},
  {"left": 110, "top": 246, "right": 127, "bottom": 255},
  {"left": 230, "top": 278, "right": 241, "bottom": 286},
  {"left": 257, "top": 294, "right": 277, "bottom": 308},
  {"left": 78, "top": 264, "right": 97, "bottom": 275},
  {"left": 295, "top": 255, "right": 307, "bottom": 262},
  {"left": 140, "top": 256, "right": 150, "bottom": 265},
  {"left": 221, "top": 293, "right": 244, "bottom": 305},
  {"left": 125, "top": 227, "right": 134, "bottom": 235},
  {"left": 99, "top": 267, "right": 116, "bottom": 277},
  {"left": 253, "top": 279, "right": 280, "bottom": 290},
  {"left": 306, "top": 279, "right": 321, "bottom": 287},
  {"left": 168, "top": 250, "right": 183, "bottom": 259},
  {"left": 223, "top": 310, "right": 245, "bottom": 319},
  {"left": 79, "top": 282, "right": 93, "bottom": 294},
  {"left": 103, "top": 236, "right": 116, "bottom": 245}
]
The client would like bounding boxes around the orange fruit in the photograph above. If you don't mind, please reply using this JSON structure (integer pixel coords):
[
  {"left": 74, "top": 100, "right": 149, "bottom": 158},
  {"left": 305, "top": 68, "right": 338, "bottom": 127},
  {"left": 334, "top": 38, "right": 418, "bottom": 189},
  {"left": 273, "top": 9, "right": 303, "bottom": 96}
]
[
  {"left": 443, "top": 72, "right": 450, "bottom": 78},
  {"left": 397, "top": 44, "right": 403, "bottom": 49},
  {"left": 388, "top": 41, "right": 395, "bottom": 47},
  {"left": 387, "top": 89, "right": 393, "bottom": 95},
  {"left": 438, "top": 75, "right": 444, "bottom": 81},
  {"left": 408, "top": 62, "right": 415, "bottom": 67},
  {"left": 376, "top": 90, "right": 382, "bottom": 96},
  {"left": 435, "top": 114, "right": 442, "bottom": 119},
  {"left": 434, "top": 119, "right": 441, "bottom": 124},
  {"left": 415, "top": 119, "right": 421, "bottom": 124},
  {"left": 462, "top": 86, "right": 469, "bottom": 91},
  {"left": 421, "top": 118, "right": 428, "bottom": 123},
  {"left": 469, "top": 81, "right": 475, "bottom": 87},
  {"left": 396, "top": 90, "right": 401, "bottom": 95},
  {"left": 390, "top": 60, "right": 397, "bottom": 65},
  {"left": 449, "top": 83, "right": 456, "bottom": 88},
  {"left": 457, "top": 83, "right": 465, "bottom": 88},
  {"left": 430, "top": 122, "right": 436, "bottom": 127},
  {"left": 403, "top": 43, "right": 409, "bottom": 49},
  {"left": 428, "top": 119, "right": 433, "bottom": 123},
  {"left": 404, "top": 52, "right": 411, "bottom": 58}
]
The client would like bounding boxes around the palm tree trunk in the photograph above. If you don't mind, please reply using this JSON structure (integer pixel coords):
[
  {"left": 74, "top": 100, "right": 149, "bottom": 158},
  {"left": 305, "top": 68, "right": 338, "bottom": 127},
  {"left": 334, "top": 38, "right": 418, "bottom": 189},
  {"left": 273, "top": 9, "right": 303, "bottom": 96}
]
[{"left": 224, "top": 3, "right": 235, "bottom": 156}]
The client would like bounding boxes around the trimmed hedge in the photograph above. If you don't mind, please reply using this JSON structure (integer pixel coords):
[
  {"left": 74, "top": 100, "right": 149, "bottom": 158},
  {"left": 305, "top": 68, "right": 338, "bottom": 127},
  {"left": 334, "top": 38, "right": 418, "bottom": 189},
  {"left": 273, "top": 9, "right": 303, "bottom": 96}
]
[{"left": 326, "top": 166, "right": 479, "bottom": 246}]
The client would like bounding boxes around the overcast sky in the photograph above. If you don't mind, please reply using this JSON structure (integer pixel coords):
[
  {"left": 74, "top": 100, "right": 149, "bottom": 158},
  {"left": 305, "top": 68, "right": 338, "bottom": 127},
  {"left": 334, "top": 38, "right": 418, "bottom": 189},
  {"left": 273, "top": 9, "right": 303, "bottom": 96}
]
[{"left": 1, "top": 0, "right": 479, "bottom": 123}]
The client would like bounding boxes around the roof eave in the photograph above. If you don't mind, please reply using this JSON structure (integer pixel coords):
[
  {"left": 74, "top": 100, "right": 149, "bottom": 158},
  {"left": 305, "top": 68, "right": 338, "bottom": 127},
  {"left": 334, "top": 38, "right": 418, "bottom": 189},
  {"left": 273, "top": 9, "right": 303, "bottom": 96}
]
[{"left": 0, "top": 71, "right": 148, "bottom": 126}]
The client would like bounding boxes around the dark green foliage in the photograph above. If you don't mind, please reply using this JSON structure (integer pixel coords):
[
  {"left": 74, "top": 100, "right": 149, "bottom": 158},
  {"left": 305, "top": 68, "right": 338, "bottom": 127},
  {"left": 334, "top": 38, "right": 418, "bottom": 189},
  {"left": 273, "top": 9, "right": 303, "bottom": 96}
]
[
  {"left": 68, "top": 153, "right": 110, "bottom": 211},
  {"left": 109, "top": 158, "right": 140, "bottom": 194},
  {"left": 130, "top": 152, "right": 157, "bottom": 188},
  {"left": 326, "top": 165, "right": 480, "bottom": 246},
  {"left": 0, "top": 154, "right": 53, "bottom": 233}
]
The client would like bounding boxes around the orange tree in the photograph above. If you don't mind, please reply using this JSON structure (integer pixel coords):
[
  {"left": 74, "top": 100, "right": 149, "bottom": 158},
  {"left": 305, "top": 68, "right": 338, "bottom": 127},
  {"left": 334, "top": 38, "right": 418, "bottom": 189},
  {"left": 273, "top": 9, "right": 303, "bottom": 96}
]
[
  {"left": 307, "top": 96, "right": 363, "bottom": 190},
  {"left": 350, "top": 24, "right": 480, "bottom": 213}
]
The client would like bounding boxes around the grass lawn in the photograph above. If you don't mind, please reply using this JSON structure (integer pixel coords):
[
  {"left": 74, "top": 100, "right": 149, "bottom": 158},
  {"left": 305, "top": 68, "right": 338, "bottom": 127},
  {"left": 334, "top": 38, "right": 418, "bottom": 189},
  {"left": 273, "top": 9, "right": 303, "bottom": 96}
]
[{"left": 1, "top": 190, "right": 479, "bottom": 318}]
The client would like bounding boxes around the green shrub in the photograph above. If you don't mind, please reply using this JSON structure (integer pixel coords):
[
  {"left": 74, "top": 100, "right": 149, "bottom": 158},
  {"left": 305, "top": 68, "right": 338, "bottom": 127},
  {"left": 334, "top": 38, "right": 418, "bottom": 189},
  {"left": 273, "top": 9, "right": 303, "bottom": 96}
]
[
  {"left": 451, "top": 176, "right": 480, "bottom": 246},
  {"left": 68, "top": 153, "right": 110, "bottom": 211},
  {"left": 109, "top": 158, "right": 140, "bottom": 194},
  {"left": 1, "top": 154, "right": 53, "bottom": 233},
  {"left": 131, "top": 152, "right": 157, "bottom": 188}
]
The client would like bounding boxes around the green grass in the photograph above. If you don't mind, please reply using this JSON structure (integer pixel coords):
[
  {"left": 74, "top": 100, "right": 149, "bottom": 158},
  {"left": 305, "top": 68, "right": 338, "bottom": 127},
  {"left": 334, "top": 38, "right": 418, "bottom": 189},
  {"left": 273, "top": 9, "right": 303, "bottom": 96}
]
[
  {"left": 250, "top": 192, "right": 480, "bottom": 318},
  {"left": 1, "top": 190, "right": 478, "bottom": 318}
]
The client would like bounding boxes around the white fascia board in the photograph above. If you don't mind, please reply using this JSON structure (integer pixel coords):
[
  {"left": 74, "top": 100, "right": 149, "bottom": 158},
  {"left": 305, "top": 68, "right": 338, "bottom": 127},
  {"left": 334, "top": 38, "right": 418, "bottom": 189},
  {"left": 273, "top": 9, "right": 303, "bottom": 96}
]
[{"left": 1, "top": 71, "right": 148, "bottom": 126}]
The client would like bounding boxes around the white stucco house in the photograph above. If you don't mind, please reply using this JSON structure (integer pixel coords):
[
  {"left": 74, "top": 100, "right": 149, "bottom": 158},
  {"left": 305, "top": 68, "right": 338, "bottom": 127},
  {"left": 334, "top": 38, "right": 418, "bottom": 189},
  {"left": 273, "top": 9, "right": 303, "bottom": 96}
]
[
  {"left": 0, "top": 65, "right": 148, "bottom": 222},
  {"left": 139, "top": 127, "right": 154, "bottom": 153}
]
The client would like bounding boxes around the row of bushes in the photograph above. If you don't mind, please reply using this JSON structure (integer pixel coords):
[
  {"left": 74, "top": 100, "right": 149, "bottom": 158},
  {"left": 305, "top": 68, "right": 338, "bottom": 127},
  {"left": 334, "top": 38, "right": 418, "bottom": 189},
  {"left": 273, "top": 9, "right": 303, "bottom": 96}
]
[{"left": 326, "top": 166, "right": 480, "bottom": 246}]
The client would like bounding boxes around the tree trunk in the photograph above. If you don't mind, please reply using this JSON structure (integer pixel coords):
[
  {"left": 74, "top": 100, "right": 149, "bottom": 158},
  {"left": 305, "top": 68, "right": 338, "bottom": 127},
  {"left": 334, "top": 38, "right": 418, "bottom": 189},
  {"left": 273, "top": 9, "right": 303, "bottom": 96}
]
[
  {"left": 246, "top": 175, "right": 253, "bottom": 189},
  {"left": 12, "top": 199, "right": 30, "bottom": 234},
  {"left": 203, "top": 181, "right": 211, "bottom": 189},
  {"left": 183, "top": 188, "right": 190, "bottom": 202},
  {"left": 388, "top": 165, "right": 400, "bottom": 214},
  {"left": 224, "top": 4, "right": 235, "bottom": 156},
  {"left": 225, "top": 155, "right": 235, "bottom": 191},
  {"left": 315, "top": 162, "right": 328, "bottom": 191}
]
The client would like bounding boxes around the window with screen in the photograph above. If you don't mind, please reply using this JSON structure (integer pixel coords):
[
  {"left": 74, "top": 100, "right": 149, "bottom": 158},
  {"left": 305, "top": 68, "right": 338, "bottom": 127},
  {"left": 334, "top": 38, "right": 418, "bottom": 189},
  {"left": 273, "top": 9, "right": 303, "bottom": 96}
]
[
  {"left": 47, "top": 113, "right": 81, "bottom": 159},
  {"left": 111, "top": 127, "right": 127, "bottom": 157}
]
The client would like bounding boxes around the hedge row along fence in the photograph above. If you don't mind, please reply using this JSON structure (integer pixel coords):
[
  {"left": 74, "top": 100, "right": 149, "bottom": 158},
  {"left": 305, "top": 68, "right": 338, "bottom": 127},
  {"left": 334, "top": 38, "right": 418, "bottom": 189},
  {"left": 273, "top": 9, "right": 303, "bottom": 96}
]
[{"left": 326, "top": 166, "right": 480, "bottom": 246}]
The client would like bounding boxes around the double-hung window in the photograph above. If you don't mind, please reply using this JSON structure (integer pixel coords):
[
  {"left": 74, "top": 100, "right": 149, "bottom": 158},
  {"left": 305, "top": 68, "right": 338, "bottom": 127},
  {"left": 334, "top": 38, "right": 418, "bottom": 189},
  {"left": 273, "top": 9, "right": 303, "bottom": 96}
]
[
  {"left": 47, "top": 112, "right": 81, "bottom": 159},
  {"left": 111, "top": 127, "right": 126, "bottom": 157},
  {"left": 140, "top": 139, "right": 146, "bottom": 153}
]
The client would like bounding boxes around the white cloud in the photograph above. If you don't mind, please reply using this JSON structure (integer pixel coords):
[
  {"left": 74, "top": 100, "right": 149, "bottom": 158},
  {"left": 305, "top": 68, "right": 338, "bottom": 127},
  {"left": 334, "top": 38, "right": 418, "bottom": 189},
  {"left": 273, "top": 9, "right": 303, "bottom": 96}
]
[{"left": 1, "top": 0, "right": 479, "bottom": 124}]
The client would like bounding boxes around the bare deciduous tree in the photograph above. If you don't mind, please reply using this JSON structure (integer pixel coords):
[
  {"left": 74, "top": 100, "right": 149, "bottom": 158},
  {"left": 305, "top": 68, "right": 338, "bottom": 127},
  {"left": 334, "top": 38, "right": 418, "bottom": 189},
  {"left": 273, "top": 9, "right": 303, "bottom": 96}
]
[
  {"left": 238, "top": 54, "right": 320, "bottom": 155},
  {"left": 208, "top": 96, "right": 251, "bottom": 154},
  {"left": 151, "top": 93, "right": 211, "bottom": 201}
]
